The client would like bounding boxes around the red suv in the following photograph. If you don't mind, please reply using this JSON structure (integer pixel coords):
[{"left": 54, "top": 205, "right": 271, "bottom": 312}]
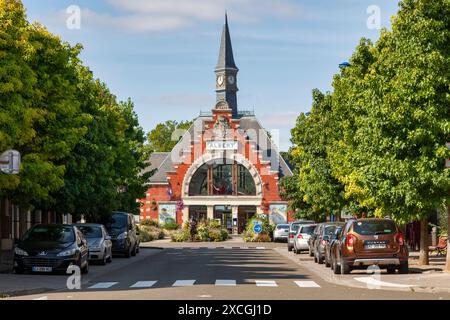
[{"left": 330, "top": 218, "right": 409, "bottom": 274}]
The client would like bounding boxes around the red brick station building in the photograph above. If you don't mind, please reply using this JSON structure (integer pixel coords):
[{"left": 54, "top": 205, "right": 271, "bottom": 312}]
[{"left": 138, "top": 16, "right": 293, "bottom": 234}]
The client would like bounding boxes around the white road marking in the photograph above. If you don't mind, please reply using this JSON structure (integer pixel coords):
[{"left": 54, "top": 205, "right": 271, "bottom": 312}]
[
  {"left": 294, "top": 280, "right": 321, "bottom": 288},
  {"left": 255, "top": 280, "right": 278, "bottom": 287},
  {"left": 173, "top": 280, "right": 196, "bottom": 287},
  {"left": 224, "top": 246, "right": 233, "bottom": 249},
  {"left": 256, "top": 247, "right": 266, "bottom": 250},
  {"left": 240, "top": 247, "right": 249, "bottom": 249},
  {"left": 198, "top": 295, "right": 212, "bottom": 298},
  {"left": 130, "top": 281, "right": 157, "bottom": 288},
  {"left": 88, "top": 282, "right": 118, "bottom": 289},
  {"left": 33, "top": 296, "right": 48, "bottom": 300},
  {"left": 354, "top": 277, "right": 416, "bottom": 288},
  {"left": 215, "top": 279, "right": 237, "bottom": 286}
]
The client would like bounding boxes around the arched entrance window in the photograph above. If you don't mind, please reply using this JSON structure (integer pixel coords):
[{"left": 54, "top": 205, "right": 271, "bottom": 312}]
[{"left": 188, "top": 160, "right": 256, "bottom": 196}]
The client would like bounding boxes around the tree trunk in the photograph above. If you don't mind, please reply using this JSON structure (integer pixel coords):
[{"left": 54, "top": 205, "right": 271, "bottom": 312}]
[
  {"left": 445, "top": 204, "right": 450, "bottom": 272},
  {"left": 418, "top": 217, "right": 429, "bottom": 266}
]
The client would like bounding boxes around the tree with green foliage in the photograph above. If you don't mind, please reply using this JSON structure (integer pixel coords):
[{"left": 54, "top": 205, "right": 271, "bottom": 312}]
[
  {"left": 1, "top": 0, "right": 150, "bottom": 224},
  {"left": 330, "top": 0, "right": 449, "bottom": 265},
  {"left": 0, "top": 0, "right": 38, "bottom": 196},
  {"left": 146, "top": 120, "right": 192, "bottom": 153},
  {"left": 290, "top": 90, "right": 346, "bottom": 220},
  {"left": 1, "top": 2, "right": 88, "bottom": 211}
]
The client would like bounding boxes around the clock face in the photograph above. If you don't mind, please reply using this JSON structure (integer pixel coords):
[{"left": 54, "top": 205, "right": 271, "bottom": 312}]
[
  {"left": 228, "top": 75, "right": 235, "bottom": 85},
  {"left": 217, "top": 75, "right": 224, "bottom": 86}
]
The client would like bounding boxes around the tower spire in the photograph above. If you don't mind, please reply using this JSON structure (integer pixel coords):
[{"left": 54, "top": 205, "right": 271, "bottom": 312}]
[
  {"left": 215, "top": 13, "right": 239, "bottom": 117},
  {"left": 216, "top": 12, "right": 238, "bottom": 71}
]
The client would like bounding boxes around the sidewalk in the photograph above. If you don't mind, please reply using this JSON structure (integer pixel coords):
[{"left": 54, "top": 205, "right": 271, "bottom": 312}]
[
  {"left": 0, "top": 248, "right": 161, "bottom": 298},
  {"left": 275, "top": 247, "right": 450, "bottom": 294}
]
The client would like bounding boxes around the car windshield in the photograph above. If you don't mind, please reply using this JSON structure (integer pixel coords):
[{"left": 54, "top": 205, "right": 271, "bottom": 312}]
[
  {"left": 299, "top": 225, "right": 316, "bottom": 235},
  {"left": 353, "top": 220, "right": 396, "bottom": 235},
  {"left": 106, "top": 214, "right": 128, "bottom": 230},
  {"left": 77, "top": 226, "right": 102, "bottom": 238},
  {"left": 291, "top": 223, "right": 301, "bottom": 232},
  {"left": 276, "top": 224, "right": 289, "bottom": 230},
  {"left": 23, "top": 225, "right": 74, "bottom": 243},
  {"left": 324, "top": 225, "right": 340, "bottom": 235}
]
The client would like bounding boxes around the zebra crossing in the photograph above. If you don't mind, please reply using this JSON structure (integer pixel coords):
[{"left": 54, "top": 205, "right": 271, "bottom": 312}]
[{"left": 86, "top": 279, "right": 321, "bottom": 290}]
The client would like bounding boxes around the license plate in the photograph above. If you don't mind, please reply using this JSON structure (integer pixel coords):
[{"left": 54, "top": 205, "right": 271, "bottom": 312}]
[
  {"left": 365, "top": 243, "right": 387, "bottom": 249},
  {"left": 32, "top": 266, "right": 52, "bottom": 272}
]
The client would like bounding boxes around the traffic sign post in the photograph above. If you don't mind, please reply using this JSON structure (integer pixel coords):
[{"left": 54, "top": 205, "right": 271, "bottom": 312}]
[
  {"left": 253, "top": 224, "right": 262, "bottom": 234},
  {"left": 0, "top": 150, "right": 21, "bottom": 175}
]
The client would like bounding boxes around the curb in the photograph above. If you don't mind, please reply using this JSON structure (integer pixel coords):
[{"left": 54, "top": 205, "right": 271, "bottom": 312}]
[
  {"left": 1, "top": 287, "right": 56, "bottom": 299},
  {"left": 273, "top": 247, "right": 450, "bottom": 295}
]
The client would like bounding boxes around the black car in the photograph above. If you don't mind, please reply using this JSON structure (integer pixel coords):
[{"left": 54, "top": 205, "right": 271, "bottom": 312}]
[
  {"left": 105, "top": 212, "right": 140, "bottom": 258},
  {"left": 14, "top": 224, "right": 89, "bottom": 274},
  {"left": 324, "top": 226, "right": 343, "bottom": 267},
  {"left": 309, "top": 222, "right": 345, "bottom": 264}
]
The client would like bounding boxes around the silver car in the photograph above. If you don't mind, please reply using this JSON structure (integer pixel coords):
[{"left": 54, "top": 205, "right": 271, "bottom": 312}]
[
  {"left": 293, "top": 224, "right": 317, "bottom": 254},
  {"left": 74, "top": 223, "right": 112, "bottom": 265},
  {"left": 287, "top": 220, "right": 316, "bottom": 251},
  {"left": 273, "top": 224, "right": 290, "bottom": 242}
]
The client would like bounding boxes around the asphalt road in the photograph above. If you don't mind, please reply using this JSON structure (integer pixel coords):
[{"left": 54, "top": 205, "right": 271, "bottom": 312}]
[{"left": 8, "top": 246, "right": 450, "bottom": 300}]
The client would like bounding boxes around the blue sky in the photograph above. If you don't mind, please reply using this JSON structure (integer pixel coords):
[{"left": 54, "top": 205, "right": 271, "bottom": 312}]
[{"left": 22, "top": 0, "right": 400, "bottom": 151}]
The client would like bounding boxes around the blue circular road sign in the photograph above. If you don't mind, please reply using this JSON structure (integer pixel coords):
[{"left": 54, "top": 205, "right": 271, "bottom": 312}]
[{"left": 253, "top": 224, "right": 262, "bottom": 234}]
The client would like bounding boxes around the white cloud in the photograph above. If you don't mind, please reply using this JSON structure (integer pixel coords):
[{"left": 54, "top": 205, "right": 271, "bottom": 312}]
[
  {"left": 106, "top": 0, "right": 302, "bottom": 21},
  {"left": 82, "top": 9, "right": 192, "bottom": 32},
  {"left": 76, "top": 0, "right": 302, "bottom": 33}
]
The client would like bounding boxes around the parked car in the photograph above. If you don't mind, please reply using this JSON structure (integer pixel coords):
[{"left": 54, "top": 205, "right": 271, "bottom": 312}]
[
  {"left": 309, "top": 222, "right": 344, "bottom": 264},
  {"left": 13, "top": 224, "right": 89, "bottom": 274},
  {"left": 330, "top": 218, "right": 409, "bottom": 274},
  {"left": 273, "top": 224, "right": 290, "bottom": 242},
  {"left": 287, "top": 220, "right": 315, "bottom": 251},
  {"left": 73, "top": 223, "right": 112, "bottom": 265},
  {"left": 324, "top": 226, "right": 343, "bottom": 267},
  {"left": 105, "top": 212, "right": 140, "bottom": 258},
  {"left": 293, "top": 224, "right": 317, "bottom": 254}
]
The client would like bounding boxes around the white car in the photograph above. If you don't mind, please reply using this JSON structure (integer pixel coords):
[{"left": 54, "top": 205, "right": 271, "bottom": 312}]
[
  {"left": 293, "top": 224, "right": 317, "bottom": 254},
  {"left": 273, "top": 224, "right": 290, "bottom": 242}
]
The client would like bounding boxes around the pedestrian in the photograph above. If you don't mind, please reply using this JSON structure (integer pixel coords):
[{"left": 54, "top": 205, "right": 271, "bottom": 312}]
[{"left": 190, "top": 219, "right": 197, "bottom": 241}]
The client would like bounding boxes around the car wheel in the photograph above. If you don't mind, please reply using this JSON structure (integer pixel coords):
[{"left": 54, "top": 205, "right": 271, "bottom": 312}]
[
  {"left": 125, "top": 246, "right": 131, "bottom": 258},
  {"left": 81, "top": 260, "right": 89, "bottom": 274},
  {"left": 136, "top": 245, "right": 140, "bottom": 254},
  {"left": 398, "top": 262, "right": 409, "bottom": 274},
  {"left": 317, "top": 252, "right": 324, "bottom": 265},
  {"left": 107, "top": 249, "right": 112, "bottom": 263},
  {"left": 333, "top": 257, "right": 341, "bottom": 274},
  {"left": 101, "top": 251, "right": 107, "bottom": 265},
  {"left": 288, "top": 245, "right": 293, "bottom": 252},
  {"left": 386, "top": 266, "right": 396, "bottom": 274},
  {"left": 340, "top": 257, "right": 351, "bottom": 274},
  {"left": 325, "top": 254, "right": 331, "bottom": 268},
  {"left": 14, "top": 266, "right": 24, "bottom": 274},
  {"left": 131, "top": 244, "right": 137, "bottom": 257}
]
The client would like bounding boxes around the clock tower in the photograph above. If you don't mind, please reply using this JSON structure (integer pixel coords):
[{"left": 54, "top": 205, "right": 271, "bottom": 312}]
[{"left": 215, "top": 13, "right": 239, "bottom": 118}]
